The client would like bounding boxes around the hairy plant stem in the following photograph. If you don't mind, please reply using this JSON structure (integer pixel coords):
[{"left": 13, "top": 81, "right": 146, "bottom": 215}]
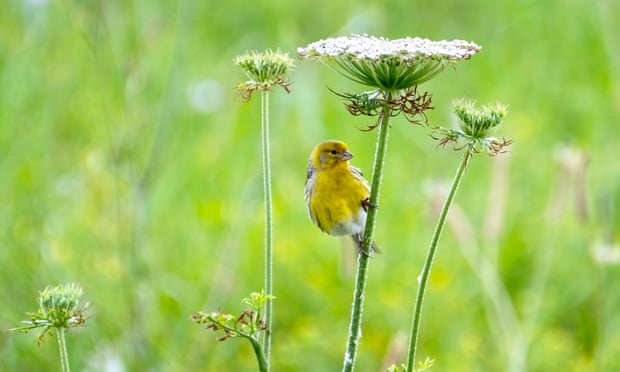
[
  {"left": 56, "top": 330, "right": 70, "bottom": 372},
  {"left": 342, "top": 95, "right": 393, "bottom": 372},
  {"left": 406, "top": 149, "right": 473, "bottom": 371},
  {"left": 261, "top": 90, "right": 273, "bottom": 369}
]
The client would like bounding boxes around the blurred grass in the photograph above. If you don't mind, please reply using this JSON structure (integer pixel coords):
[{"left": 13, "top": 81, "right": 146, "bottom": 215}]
[{"left": 1, "top": 0, "right": 619, "bottom": 371}]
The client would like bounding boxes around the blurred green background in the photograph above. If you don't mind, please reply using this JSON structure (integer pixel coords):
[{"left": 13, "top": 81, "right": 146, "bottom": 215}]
[{"left": 1, "top": 0, "right": 619, "bottom": 371}]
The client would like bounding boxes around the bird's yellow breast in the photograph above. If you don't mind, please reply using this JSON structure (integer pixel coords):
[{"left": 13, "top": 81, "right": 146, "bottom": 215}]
[{"left": 308, "top": 165, "right": 369, "bottom": 236}]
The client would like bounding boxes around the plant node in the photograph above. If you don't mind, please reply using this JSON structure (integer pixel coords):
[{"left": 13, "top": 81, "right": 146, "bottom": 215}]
[{"left": 330, "top": 87, "right": 434, "bottom": 130}]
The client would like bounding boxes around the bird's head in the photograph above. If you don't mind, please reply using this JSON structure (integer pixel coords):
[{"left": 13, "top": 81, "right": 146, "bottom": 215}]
[{"left": 311, "top": 140, "right": 353, "bottom": 170}]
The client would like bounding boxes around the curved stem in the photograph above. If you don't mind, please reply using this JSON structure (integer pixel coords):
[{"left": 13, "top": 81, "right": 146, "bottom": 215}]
[
  {"left": 261, "top": 90, "right": 273, "bottom": 369},
  {"left": 406, "top": 149, "right": 473, "bottom": 371},
  {"left": 342, "top": 98, "right": 393, "bottom": 372},
  {"left": 56, "top": 329, "right": 71, "bottom": 372},
  {"left": 249, "top": 336, "right": 269, "bottom": 372}
]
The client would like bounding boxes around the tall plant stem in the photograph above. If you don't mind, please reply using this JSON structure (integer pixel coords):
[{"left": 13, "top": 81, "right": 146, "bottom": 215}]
[
  {"left": 260, "top": 89, "right": 273, "bottom": 368},
  {"left": 342, "top": 98, "right": 393, "bottom": 372},
  {"left": 56, "top": 330, "right": 71, "bottom": 372},
  {"left": 406, "top": 149, "right": 473, "bottom": 371}
]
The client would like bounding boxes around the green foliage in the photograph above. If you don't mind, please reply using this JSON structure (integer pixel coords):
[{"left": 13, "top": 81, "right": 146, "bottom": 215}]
[
  {"left": 191, "top": 290, "right": 275, "bottom": 343},
  {"left": 192, "top": 290, "right": 274, "bottom": 371},
  {"left": 388, "top": 356, "right": 434, "bottom": 372},
  {"left": 1, "top": 0, "right": 619, "bottom": 371}
]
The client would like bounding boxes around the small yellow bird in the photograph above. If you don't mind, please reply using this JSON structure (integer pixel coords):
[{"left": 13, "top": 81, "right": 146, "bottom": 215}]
[{"left": 305, "top": 140, "right": 376, "bottom": 255}]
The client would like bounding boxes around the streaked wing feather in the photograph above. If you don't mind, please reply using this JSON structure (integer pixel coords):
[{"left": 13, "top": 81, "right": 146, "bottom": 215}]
[
  {"left": 350, "top": 166, "right": 370, "bottom": 191},
  {"left": 304, "top": 158, "right": 316, "bottom": 205},
  {"left": 306, "top": 158, "right": 315, "bottom": 183}
]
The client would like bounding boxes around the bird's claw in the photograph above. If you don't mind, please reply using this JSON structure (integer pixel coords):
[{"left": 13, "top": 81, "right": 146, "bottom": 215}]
[
  {"left": 353, "top": 233, "right": 375, "bottom": 257},
  {"left": 361, "top": 198, "right": 378, "bottom": 212}
]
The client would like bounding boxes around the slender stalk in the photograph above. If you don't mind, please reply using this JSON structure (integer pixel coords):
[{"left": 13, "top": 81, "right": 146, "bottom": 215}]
[
  {"left": 260, "top": 89, "right": 273, "bottom": 368},
  {"left": 249, "top": 336, "right": 269, "bottom": 372},
  {"left": 406, "top": 149, "right": 473, "bottom": 371},
  {"left": 202, "top": 315, "right": 269, "bottom": 372},
  {"left": 56, "top": 330, "right": 71, "bottom": 372},
  {"left": 342, "top": 99, "right": 393, "bottom": 372}
]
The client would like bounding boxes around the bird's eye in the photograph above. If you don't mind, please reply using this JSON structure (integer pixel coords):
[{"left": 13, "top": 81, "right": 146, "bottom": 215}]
[{"left": 330, "top": 150, "right": 337, "bottom": 155}]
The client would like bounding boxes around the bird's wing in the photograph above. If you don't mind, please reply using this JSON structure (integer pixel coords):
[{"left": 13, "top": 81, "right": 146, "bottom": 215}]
[
  {"left": 304, "top": 159, "right": 316, "bottom": 203},
  {"left": 350, "top": 165, "right": 370, "bottom": 191},
  {"left": 306, "top": 158, "right": 315, "bottom": 182}
]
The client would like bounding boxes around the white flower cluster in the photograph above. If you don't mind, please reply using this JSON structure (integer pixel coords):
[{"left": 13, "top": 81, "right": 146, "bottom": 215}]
[{"left": 298, "top": 34, "right": 481, "bottom": 62}]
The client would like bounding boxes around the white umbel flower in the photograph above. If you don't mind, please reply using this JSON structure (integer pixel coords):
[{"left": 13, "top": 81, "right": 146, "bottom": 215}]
[
  {"left": 299, "top": 34, "right": 480, "bottom": 90},
  {"left": 299, "top": 34, "right": 480, "bottom": 61}
]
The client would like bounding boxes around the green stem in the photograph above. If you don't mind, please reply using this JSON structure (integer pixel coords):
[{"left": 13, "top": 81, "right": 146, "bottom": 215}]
[
  {"left": 249, "top": 336, "right": 269, "bottom": 372},
  {"left": 261, "top": 90, "right": 273, "bottom": 369},
  {"left": 206, "top": 316, "right": 268, "bottom": 371},
  {"left": 406, "top": 149, "right": 473, "bottom": 371},
  {"left": 56, "top": 329, "right": 71, "bottom": 372},
  {"left": 342, "top": 100, "right": 393, "bottom": 372}
]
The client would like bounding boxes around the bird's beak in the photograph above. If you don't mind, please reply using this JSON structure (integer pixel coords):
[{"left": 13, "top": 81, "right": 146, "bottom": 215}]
[{"left": 340, "top": 151, "right": 353, "bottom": 161}]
